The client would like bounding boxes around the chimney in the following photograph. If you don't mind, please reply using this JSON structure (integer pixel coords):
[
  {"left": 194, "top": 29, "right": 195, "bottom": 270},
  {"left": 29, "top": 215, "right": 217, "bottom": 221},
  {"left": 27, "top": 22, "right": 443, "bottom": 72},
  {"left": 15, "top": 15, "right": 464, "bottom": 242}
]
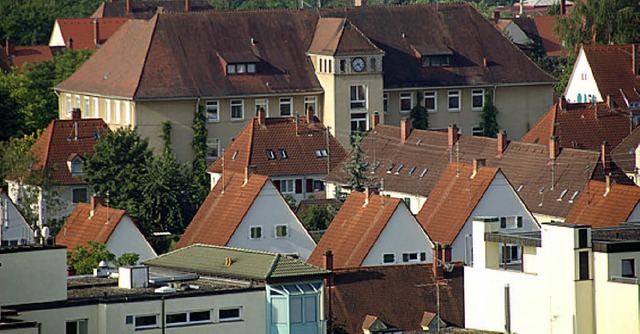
[
  {"left": 67, "top": 37, "right": 73, "bottom": 50},
  {"left": 93, "top": 19, "right": 100, "bottom": 47},
  {"left": 400, "top": 118, "right": 411, "bottom": 144},
  {"left": 354, "top": 0, "right": 367, "bottom": 6},
  {"left": 549, "top": 136, "right": 559, "bottom": 160},
  {"left": 472, "top": 158, "right": 486, "bottom": 178},
  {"left": 126, "top": 0, "right": 133, "bottom": 14},
  {"left": 560, "top": 0, "right": 566, "bottom": 15},
  {"left": 324, "top": 250, "right": 334, "bottom": 270},
  {"left": 185, "top": 0, "right": 191, "bottom": 12},
  {"left": 372, "top": 112, "right": 380, "bottom": 129},
  {"left": 606, "top": 95, "right": 613, "bottom": 108},
  {"left": 243, "top": 165, "right": 256, "bottom": 186},
  {"left": 90, "top": 195, "right": 105, "bottom": 218},
  {"left": 432, "top": 244, "right": 443, "bottom": 279},
  {"left": 5, "top": 38, "right": 14, "bottom": 57},
  {"left": 441, "top": 245, "right": 452, "bottom": 263},
  {"left": 601, "top": 141, "right": 610, "bottom": 174},
  {"left": 306, "top": 105, "right": 314, "bottom": 123},
  {"left": 257, "top": 107, "right": 266, "bottom": 126},
  {"left": 448, "top": 124, "right": 459, "bottom": 148},
  {"left": 492, "top": 10, "right": 500, "bottom": 19},
  {"left": 497, "top": 130, "right": 507, "bottom": 157},
  {"left": 71, "top": 108, "right": 81, "bottom": 120},
  {"left": 605, "top": 175, "right": 611, "bottom": 195}
]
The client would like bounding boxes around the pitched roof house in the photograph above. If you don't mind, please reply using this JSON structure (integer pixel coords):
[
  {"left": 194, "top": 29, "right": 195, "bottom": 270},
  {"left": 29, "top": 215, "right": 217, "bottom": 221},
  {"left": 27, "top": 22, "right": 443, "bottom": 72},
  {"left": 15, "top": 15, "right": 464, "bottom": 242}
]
[
  {"left": 564, "top": 180, "right": 640, "bottom": 228},
  {"left": 325, "top": 121, "right": 624, "bottom": 222},
  {"left": 5, "top": 113, "right": 109, "bottom": 220},
  {"left": 0, "top": 189, "right": 35, "bottom": 246},
  {"left": 416, "top": 162, "right": 539, "bottom": 264},
  {"left": 91, "top": 0, "right": 214, "bottom": 19},
  {"left": 56, "top": 197, "right": 156, "bottom": 261},
  {"left": 49, "top": 17, "right": 129, "bottom": 51},
  {"left": 56, "top": 3, "right": 555, "bottom": 163},
  {"left": 308, "top": 190, "right": 434, "bottom": 269},
  {"left": 206, "top": 110, "right": 347, "bottom": 201},
  {"left": 612, "top": 126, "right": 640, "bottom": 184},
  {"left": 176, "top": 172, "right": 317, "bottom": 260},
  {"left": 3, "top": 39, "right": 54, "bottom": 68}
]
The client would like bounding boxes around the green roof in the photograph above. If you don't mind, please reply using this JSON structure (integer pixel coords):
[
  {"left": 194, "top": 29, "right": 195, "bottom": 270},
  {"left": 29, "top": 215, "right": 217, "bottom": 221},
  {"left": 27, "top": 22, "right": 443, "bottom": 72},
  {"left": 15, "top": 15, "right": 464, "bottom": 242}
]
[{"left": 144, "top": 244, "right": 329, "bottom": 281}]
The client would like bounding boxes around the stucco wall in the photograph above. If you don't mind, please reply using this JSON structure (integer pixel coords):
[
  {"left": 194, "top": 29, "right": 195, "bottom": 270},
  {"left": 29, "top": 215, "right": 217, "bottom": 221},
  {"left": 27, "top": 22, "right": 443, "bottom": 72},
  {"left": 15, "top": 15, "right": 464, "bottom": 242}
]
[
  {"left": 105, "top": 215, "right": 156, "bottom": 261},
  {"left": 594, "top": 252, "right": 640, "bottom": 334},
  {"left": 0, "top": 192, "right": 34, "bottom": 244},
  {"left": 564, "top": 49, "right": 602, "bottom": 103}
]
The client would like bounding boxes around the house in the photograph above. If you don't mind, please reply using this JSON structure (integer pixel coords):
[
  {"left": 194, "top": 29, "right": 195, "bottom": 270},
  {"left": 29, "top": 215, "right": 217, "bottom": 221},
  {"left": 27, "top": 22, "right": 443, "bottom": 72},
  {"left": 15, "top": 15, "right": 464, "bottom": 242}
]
[
  {"left": 176, "top": 172, "right": 317, "bottom": 260},
  {"left": 612, "top": 126, "right": 640, "bottom": 185},
  {"left": 325, "top": 121, "right": 623, "bottom": 222},
  {"left": 5, "top": 112, "right": 109, "bottom": 221},
  {"left": 2, "top": 39, "right": 53, "bottom": 68},
  {"left": 520, "top": 98, "right": 634, "bottom": 150},
  {"left": 564, "top": 180, "right": 640, "bottom": 228},
  {"left": 2, "top": 243, "right": 329, "bottom": 334},
  {"left": 416, "top": 162, "right": 539, "bottom": 265},
  {"left": 56, "top": 196, "right": 157, "bottom": 261},
  {"left": 491, "top": 15, "right": 534, "bottom": 52},
  {"left": 206, "top": 109, "right": 347, "bottom": 202},
  {"left": 49, "top": 17, "right": 129, "bottom": 51},
  {"left": 0, "top": 189, "right": 34, "bottom": 246},
  {"left": 502, "top": 0, "right": 572, "bottom": 16},
  {"left": 491, "top": 12, "right": 563, "bottom": 58},
  {"left": 564, "top": 44, "right": 640, "bottom": 120},
  {"left": 465, "top": 219, "right": 640, "bottom": 334},
  {"left": 308, "top": 189, "right": 434, "bottom": 269},
  {"left": 56, "top": 3, "right": 555, "bottom": 163},
  {"left": 91, "top": 0, "right": 214, "bottom": 19}
]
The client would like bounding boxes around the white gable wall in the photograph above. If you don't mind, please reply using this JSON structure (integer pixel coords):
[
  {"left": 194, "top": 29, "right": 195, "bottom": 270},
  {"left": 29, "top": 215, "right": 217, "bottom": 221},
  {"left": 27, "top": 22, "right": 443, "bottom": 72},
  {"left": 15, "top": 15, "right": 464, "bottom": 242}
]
[
  {"left": 105, "top": 215, "right": 157, "bottom": 261},
  {"left": 361, "top": 202, "right": 434, "bottom": 266},
  {"left": 227, "top": 182, "right": 316, "bottom": 260},
  {"left": 451, "top": 171, "right": 539, "bottom": 263},
  {"left": 625, "top": 202, "right": 640, "bottom": 222},
  {"left": 564, "top": 48, "right": 602, "bottom": 103},
  {"left": 0, "top": 192, "right": 34, "bottom": 244},
  {"left": 48, "top": 21, "right": 65, "bottom": 47}
]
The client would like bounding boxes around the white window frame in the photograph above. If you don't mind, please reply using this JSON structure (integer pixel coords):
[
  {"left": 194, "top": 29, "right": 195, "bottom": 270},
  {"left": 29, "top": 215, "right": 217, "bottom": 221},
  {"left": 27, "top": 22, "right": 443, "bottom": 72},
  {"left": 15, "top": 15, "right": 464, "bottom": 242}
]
[
  {"left": 400, "top": 92, "right": 413, "bottom": 113},
  {"left": 105, "top": 99, "right": 111, "bottom": 123},
  {"left": 65, "top": 95, "right": 72, "bottom": 117},
  {"left": 250, "top": 226, "right": 263, "bottom": 240},
  {"left": 448, "top": 90, "right": 461, "bottom": 111},
  {"left": 125, "top": 101, "right": 131, "bottom": 124},
  {"left": 66, "top": 319, "right": 88, "bottom": 334},
  {"left": 93, "top": 98, "right": 99, "bottom": 118},
  {"left": 350, "top": 85, "right": 368, "bottom": 110},
  {"left": 500, "top": 216, "right": 523, "bottom": 229},
  {"left": 114, "top": 100, "right": 121, "bottom": 124},
  {"left": 382, "top": 253, "right": 395, "bottom": 264},
  {"left": 74, "top": 95, "right": 81, "bottom": 108},
  {"left": 402, "top": 252, "right": 424, "bottom": 263},
  {"left": 83, "top": 97, "right": 90, "bottom": 118},
  {"left": 206, "top": 100, "right": 219, "bottom": 122},
  {"left": 275, "top": 224, "right": 288, "bottom": 238},
  {"left": 166, "top": 310, "right": 212, "bottom": 327},
  {"left": 304, "top": 96, "right": 317, "bottom": 115},
  {"left": 383, "top": 93, "right": 389, "bottom": 114},
  {"left": 424, "top": 91, "right": 437, "bottom": 112},
  {"left": 472, "top": 89, "right": 484, "bottom": 111},
  {"left": 350, "top": 112, "right": 368, "bottom": 134},
  {"left": 280, "top": 179, "right": 295, "bottom": 194},
  {"left": 255, "top": 98, "right": 268, "bottom": 116},
  {"left": 279, "top": 97, "right": 292, "bottom": 117},
  {"left": 134, "top": 314, "right": 159, "bottom": 330},
  {"left": 231, "top": 100, "right": 244, "bottom": 120},
  {"left": 218, "top": 307, "right": 242, "bottom": 322},
  {"left": 206, "top": 138, "right": 220, "bottom": 162}
]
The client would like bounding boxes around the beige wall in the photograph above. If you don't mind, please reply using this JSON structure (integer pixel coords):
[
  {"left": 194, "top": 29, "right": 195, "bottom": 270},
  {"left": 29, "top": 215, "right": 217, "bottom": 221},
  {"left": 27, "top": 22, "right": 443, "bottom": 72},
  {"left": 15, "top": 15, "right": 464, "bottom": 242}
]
[
  {"left": 19, "top": 305, "right": 98, "bottom": 333},
  {"left": 594, "top": 252, "right": 640, "bottom": 334}
]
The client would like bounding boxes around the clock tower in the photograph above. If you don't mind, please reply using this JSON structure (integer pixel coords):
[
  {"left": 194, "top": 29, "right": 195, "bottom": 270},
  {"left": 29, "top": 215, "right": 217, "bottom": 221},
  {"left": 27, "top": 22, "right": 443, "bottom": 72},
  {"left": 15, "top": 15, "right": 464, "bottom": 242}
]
[{"left": 307, "top": 18, "right": 385, "bottom": 148}]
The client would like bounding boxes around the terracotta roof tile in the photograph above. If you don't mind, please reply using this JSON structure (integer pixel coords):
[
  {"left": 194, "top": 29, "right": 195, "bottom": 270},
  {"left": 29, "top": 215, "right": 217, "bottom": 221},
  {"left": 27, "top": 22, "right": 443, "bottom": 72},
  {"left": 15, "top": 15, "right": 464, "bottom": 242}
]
[
  {"left": 612, "top": 126, "right": 640, "bottom": 174},
  {"left": 28, "top": 118, "right": 108, "bottom": 185},
  {"left": 531, "top": 15, "right": 561, "bottom": 57},
  {"left": 308, "top": 18, "right": 384, "bottom": 56},
  {"left": 307, "top": 192, "right": 404, "bottom": 268},
  {"left": 207, "top": 116, "right": 347, "bottom": 177},
  {"left": 416, "top": 163, "right": 499, "bottom": 245},
  {"left": 53, "top": 18, "right": 128, "bottom": 51},
  {"left": 9, "top": 46, "right": 54, "bottom": 68},
  {"left": 90, "top": 0, "right": 214, "bottom": 19},
  {"left": 583, "top": 44, "right": 640, "bottom": 108},
  {"left": 175, "top": 173, "right": 269, "bottom": 249},
  {"left": 56, "top": 203, "right": 127, "bottom": 251},
  {"left": 565, "top": 180, "right": 640, "bottom": 228}
]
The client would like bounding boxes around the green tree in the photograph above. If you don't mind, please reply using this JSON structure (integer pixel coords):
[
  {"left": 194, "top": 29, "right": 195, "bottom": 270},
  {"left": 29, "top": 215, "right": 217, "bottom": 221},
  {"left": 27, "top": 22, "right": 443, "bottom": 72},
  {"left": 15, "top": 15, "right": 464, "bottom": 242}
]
[
  {"left": 190, "top": 104, "right": 209, "bottom": 207},
  {"left": 480, "top": 90, "right": 499, "bottom": 138},
  {"left": 298, "top": 204, "right": 338, "bottom": 232},
  {"left": 342, "top": 132, "right": 370, "bottom": 192},
  {"left": 410, "top": 106, "right": 429, "bottom": 130},
  {"left": 115, "top": 253, "right": 140, "bottom": 267},
  {"left": 68, "top": 241, "right": 116, "bottom": 275}
]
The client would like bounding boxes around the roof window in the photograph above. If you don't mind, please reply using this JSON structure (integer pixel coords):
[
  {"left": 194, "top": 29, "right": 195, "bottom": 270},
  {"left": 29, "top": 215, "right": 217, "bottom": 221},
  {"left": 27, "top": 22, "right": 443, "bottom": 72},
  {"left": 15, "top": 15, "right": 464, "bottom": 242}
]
[
  {"left": 419, "top": 167, "right": 429, "bottom": 179},
  {"left": 539, "top": 186, "right": 545, "bottom": 194},
  {"left": 266, "top": 149, "right": 276, "bottom": 160},
  {"left": 421, "top": 55, "right": 450, "bottom": 67},
  {"left": 232, "top": 150, "right": 238, "bottom": 160},
  {"left": 226, "top": 62, "right": 258, "bottom": 75},
  {"left": 394, "top": 164, "right": 404, "bottom": 175},
  {"left": 516, "top": 184, "right": 524, "bottom": 192},
  {"left": 409, "top": 166, "right": 416, "bottom": 175},
  {"left": 371, "top": 162, "right": 381, "bottom": 174},
  {"left": 387, "top": 163, "right": 396, "bottom": 174},
  {"left": 279, "top": 149, "right": 288, "bottom": 160},
  {"left": 315, "top": 149, "right": 328, "bottom": 158},
  {"left": 556, "top": 189, "right": 568, "bottom": 201},
  {"left": 569, "top": 191, "right": 579, "bottom": 203}
]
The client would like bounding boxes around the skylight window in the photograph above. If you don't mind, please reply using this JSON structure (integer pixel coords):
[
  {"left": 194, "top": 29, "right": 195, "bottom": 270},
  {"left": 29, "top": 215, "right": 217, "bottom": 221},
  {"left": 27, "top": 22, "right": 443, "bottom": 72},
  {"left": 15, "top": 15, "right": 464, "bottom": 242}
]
[
  {"left": 315, "top": 149, "right": 328, "bottom": 158},
  {"left": 363, "top": 162, "right": 370, "bottom": 168},
  {"left": 371, "top": 162, "right": 380, "bottom": 174},
  {"left": 419, "top": 167, "right": 429, "bottom": 179},
  {"left": 394, "top": 164, "right": 404, "bottom": 175},
  {"left": 232, "top": 150, "right": 238, "bottom": 160},
  {"left": 266, "top": 149, "right": 276, "bottom": 160},
  {"left": 557, "top": 189, "right": 568, "bottom": 201},
  {"left": 569, "top": 191, "right": 579, "bottom": 203},
  {"left": 279, "top": 149, "right": 288, "bottom": 159},
  {"left": 387, "top": 163, "right": 396, "bottom": 174},
  {"left": 409, "top": 166, "right": 416, "bottom": 175},
  {"left": 539, "top": 186, "right": 545, "bottom": 194},
  {"left": 516, "top": 184, "right": 524, "bottom": 192},
  {"left": 416, "top": 139, "right": 422, "bottom": 146}
]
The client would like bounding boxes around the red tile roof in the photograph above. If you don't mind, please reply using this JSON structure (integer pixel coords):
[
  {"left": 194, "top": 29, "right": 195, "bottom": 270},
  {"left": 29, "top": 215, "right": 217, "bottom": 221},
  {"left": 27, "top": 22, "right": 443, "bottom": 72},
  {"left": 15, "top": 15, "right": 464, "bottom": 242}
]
[
  {"left": 582, "top": 44, "right": 640, "bottom": 109},
  {"left": 206, "top": 116, "right": 347, "bottom": 177},
  {"left": 531, "top": 15, "right": 561, "bottom": 57},
  {"left": 58, "top": 4, "right": 553, "bottom": 99},
  {"left": 56, "top": 203, "right": 127, "bottom": 251},
  {"left": 53, "top": 18, "right": 128, "bottom": 51},
  {"left": 28, "top": 118, "right": 109, "bottom": 185},
  {"left": 564, "top": 180, "right": 640, "bottom": 228},
  {"left": 521, "top": 100, "right": 634, "bottom": 150},
  {"left": 330, "top": 264, "right": 464, "bottom": 334},
  {"left": 175, "top": 172, "right": 269, "bottom": 249},
  {"left": 612, "top": 126, "right": 640, "bottom": 174},
  {"left": 8, "top": 46, "right": 54, "bottom": 68},
  {"left": 307, "top": 192, "right": 407, "bottom": 268},
  {"left": 416, "top": 163, "right": 499, "bottom": 245},
  {"left": 91, "top": 0, "right": 214, "bottom": 19}
]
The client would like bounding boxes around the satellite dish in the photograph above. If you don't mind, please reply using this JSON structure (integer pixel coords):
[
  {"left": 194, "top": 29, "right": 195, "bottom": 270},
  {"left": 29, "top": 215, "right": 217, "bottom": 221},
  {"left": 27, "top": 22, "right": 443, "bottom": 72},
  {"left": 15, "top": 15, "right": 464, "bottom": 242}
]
[
  {"left": 41, "top": 226, "right": 50, "bottom": 239},
  {"left": 443, "top": 262, "right": 455, "bottom": 273}
]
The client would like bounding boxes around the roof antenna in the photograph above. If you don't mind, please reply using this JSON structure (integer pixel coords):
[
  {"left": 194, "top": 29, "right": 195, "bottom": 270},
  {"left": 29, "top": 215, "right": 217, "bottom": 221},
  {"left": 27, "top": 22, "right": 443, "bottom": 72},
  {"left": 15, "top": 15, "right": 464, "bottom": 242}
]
[
  {"left": 380, "top": 178, "right": 385, "bottom": 207},
  {"left": 221, "top": 149, "right": 225, "bottom": 194},
  {"left": 372, "top": 130, "right": 377, "bottom": 174},
  {"left": 295, "top": 112, "right": 300, "bottom": 137},
  {"left": 456, "top": 141, "right": 460, "bottom": 177},
  {"left": 326, "top": 126, "right": 331, "bottom": 174},
  {"left": 105, "top": 190, "right": 110, "bottom": 223}
]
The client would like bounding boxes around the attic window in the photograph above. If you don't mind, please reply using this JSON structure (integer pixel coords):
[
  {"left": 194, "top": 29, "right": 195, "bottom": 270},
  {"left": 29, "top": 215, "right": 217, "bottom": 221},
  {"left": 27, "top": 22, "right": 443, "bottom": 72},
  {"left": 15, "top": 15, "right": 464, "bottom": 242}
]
[
  {"left": 387, "top": 162, "right": 397, "bottom": 174},
  {"left": 557, "top": 189, "right": 568, "bottom": 201},
  {"left": 232, "top": 150, "right": 239, "bottom": 160},
  {"left": 421, "top": 55, "right": 450, "bottom": 67},
  {"left": 569, "top": 191, "right": 579, "bottom": 203},
  {"left": 315, "top": 149, "right": 328, "bottom": 158},
  {"left": 539, "top": 186, "right": 545, "bottom": 194},
  {"left": 409, "top": 166, "right": 416, "bottom": 175},
  {"left": 419, "top": 167, "right": 429, "bottom": 179},
  {"left": 516, "top": 184, "right": 524, "bottom": 192},
  {"left": 279, "top": 149, "right": 288, "bottom": 159},
  {"left": 394, "top": 164, "right": 404, "bottom": 174},
  {"left": 266, "top": 149, "right": 276, "bottom": 160},
  {"left": 226, "top": 62, "right": 257, "bottom": 75}
]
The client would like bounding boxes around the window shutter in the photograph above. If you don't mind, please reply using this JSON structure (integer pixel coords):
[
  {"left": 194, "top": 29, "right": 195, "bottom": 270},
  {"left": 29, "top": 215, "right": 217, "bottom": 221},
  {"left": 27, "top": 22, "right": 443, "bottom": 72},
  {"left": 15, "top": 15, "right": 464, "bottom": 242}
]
[
  {"left": 402, "top": 253, "right": 409, "bottom": 262},
  {"left": 306, "top": 179, "right": 314, "bottom": 193},
  {"left": 500, "top": 217, "right": 506, "bottom": 228},
  {"left": 273, "top": 180, "right": 281, "bottom": 190},
  {"left": 517, "top": 216, "right": 523, "bottom": 228},
  {"left": 295, "top": 179, "right": 302, "bottom": 194}
]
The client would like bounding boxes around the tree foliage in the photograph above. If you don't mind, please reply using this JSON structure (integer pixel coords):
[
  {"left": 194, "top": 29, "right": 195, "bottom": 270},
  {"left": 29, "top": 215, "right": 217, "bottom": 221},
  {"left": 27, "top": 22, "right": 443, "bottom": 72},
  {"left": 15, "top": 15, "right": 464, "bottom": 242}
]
[
  {"left": 342, "top": 132, "right": 370, "bottom": 192},
  {"left": 115, "top": 253, "right": 140, "bottom": 267},
  {"left": 410, "top": 105, "right": 429, "bottom": 130},
  {"left": 68, "top": 241, "right": 140, "bottom": 274},
  {"left": 190, "top": 104, "right": 209, "bottom": 209},
  {"left": 298, "top": 204, "right": 339, "bottom": 232},
  {"left": 479, "top": 90, "right": 499, "bottom": 138}
]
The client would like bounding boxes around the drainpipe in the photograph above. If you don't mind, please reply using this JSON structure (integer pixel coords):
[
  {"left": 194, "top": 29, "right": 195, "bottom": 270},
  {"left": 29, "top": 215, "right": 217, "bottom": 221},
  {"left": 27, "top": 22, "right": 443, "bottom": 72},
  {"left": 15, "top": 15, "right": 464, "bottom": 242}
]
[{"left": 505, "top": 284, "right": 511, "bottom": 334}]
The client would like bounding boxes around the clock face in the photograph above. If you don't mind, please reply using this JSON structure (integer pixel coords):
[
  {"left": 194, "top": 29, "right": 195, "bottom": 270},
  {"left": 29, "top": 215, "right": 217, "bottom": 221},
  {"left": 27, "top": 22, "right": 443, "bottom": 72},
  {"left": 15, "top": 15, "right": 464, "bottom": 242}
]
[{"left": 351, "top": 57, "right": 366, "bottom": 72}]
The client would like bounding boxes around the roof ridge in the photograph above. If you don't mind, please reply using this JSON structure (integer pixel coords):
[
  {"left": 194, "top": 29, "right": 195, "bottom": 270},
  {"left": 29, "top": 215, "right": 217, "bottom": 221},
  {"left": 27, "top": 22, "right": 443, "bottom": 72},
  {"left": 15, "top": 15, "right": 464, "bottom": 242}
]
[
  {"left": 220, "top": 173, "right": 269, "bottom": 245},
  {"left": 132, "top": 15, "right": 160, "bottom": 99},
  {"left": 266, "top": 253, "right": 281, "bottom": 278}
]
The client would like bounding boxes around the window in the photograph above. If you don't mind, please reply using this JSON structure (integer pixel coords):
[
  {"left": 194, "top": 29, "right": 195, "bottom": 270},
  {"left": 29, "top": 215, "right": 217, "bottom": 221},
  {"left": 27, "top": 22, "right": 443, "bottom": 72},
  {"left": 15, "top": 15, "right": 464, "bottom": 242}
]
[
  {"left": 313, "top": 180, "right": 324, "bottom": 191},
  {"left": 166, "top": 310, "right": 211, "bottom": 326},
  {"left": 247, "top": 63, "right": 256, "bottom": 73},
  {"left": 383, "top": 253, "right": 395, "bottom": 263},
  {"left": 400, "top": 92, "right": 413, "bottom": 113},
  {"left": 206, "top": 138, "right": 220, "bottom": 162},
  {"left": 279, "top": 98, "right": 292, "bottom": 116},
  {"left": 72, "top": 188, "right": 88, "bottom": 203},
  {"left": 350, "top": 113, "right": 368, "bottom": 134},
  {"left": 581, "top": 73, "right": 587, "bottom": 80},
  {"left": 65, "top": 95, "right": 72, "bottom": 117},
  {"left": 500, "top": 216, "right": 523, "bottom": 229},
  {"left": 135, "top": 315, "right": 158, "bottom": 329},
  {"left": 266, "top": 149, "right": 276, "bottom": 160},
  {"left": 424, "top": 91, "right": 436, "bottom": 112},
  {"left": 250, "top": 226, "right": 263, "bottom": 239},
  {"left": 291, "top": 297, "right": 302, "bottom": 323},
  {"left": 124, "top": 101, "right": 131, "bottom": 124},
  {"left": 75, "top": 95, "right": 81, "bottom": 108},
  {"left": 206, "top": 100, "right": 219, "bottom": 122},
  {"left": 472, "top": 126, "right": 484, "bottom": 136},
  {"left": 70, "top": 158, "right": 83, "bottom": 176},
  {"left": 448, "top": 90, "right": 460, "bottom": 111},
  {"left": 105, "top": 99, "right": 111, "bottom": 122},
  {"left": 219, "top": 308, "right": 242, "bottom": 322},
  {"left": 166, "top": 313, "right": 187, "bottom": 325},
  {"left": 255, "top": 98, "right": 268, "bottom": 116},
  {"left": 83, "top": 97, "right": 90, "bottom": 118},
  {"left": 622, "top": 259, "right": 636, "bottom": 278},
  {"left": 231, "top": 100, "right": 244, "bottom": 120},
  {"left": 278, "top": 149, "right": 287, "bottom": 159},
  {"left": 383, "top": 93, "right": 389, "bottom": 114},
  {"left": 114, "top": 101, "right": 121, "bottom": 124},
  {"left": 339, "top": 59, "right": 346, "bottom": 72},
  {"left": 227, "top": 64, "right": 236, "bottom": 74},
  {"left": 280, "top": 179, "right": 294, "bottom": 193},
  {"left": 402, "top": 252, "right": 421, "bottom": 262},
  {"left": 370, "top": 58, "right": 377, "bottom": 72},
  {"left": 315, "top": 149, "right": 328, "bottom": 158},
  {"left": 275, "top": 225, "right": 288, "bottom": 238},
  {"left": 578, "top": 228, "right": 588, "bottom": 248},
  {"left": 304, "top": 96, "right": 317, "bottom": 116},
  {"left": 66, "top": 319, "right": 87, "bottom": 334},
  {"left": 501, "top": 244, "right": 521, "bottom": 264},
  {"left": 93, "top": 98, "right": 99, "bottom": 118},
  {"left": 422, "top": 55, "right": 450, "bottom": 67},
  {"left": 403, "top": 197, "right": 411, "bottom": 207},
  {"left": 304, "top": 296, "right": 317, "bottom": 322},
  {"left": 350, "top": 85, "right": 367, "bottom": 109},
  {"left": 472, "top": 89, "right": 484, "bottom": 110},
  {"left": 579, "top": 251, "right": 589, "bottom": 280}
]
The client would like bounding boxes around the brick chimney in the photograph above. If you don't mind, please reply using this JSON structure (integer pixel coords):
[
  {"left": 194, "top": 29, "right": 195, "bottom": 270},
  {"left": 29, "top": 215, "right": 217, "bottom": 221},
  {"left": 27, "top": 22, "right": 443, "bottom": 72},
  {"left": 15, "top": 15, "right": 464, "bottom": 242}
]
[
  {"left": 90, "top": 195, "right": 105, "bottom": 218},
  {"left": 243, "top": 165, "right": 256, "bottom": 186},
  {"left": 400, "top": 118, "right": 411, "bottom": 144},
  {"left": 71, "top": 108, "right": 81, "bottom": 120},
  {"left": 93, "top": 19, "right": 100, "bottom": 47},
  {"left": 492, "top": 10, "right": 500, "bottom": 19},
  {"left": 560, "top": 0, "right": 566, "bottom": 15},
  {"left": 440, "top": 244, "right": 452, "bottom": 263},
  {"left": 306, "top": 105, "right": 314, "bottom": 123},
  {"left": 126, "top": 0, "right": 133, "bottom": 14},
  {"left": 185, "top": 0, "right": 191, "bottom": 12},
  {"left": 257, "top": 107, "right": 266, "bottom": 126},
  {"left": 5, "top": 38, "right": 14, "bottom": 57},
  {"left": 432, "top": 244, "right": 443, "bottom": 279},
  {"left": 549, "top": 136, "right": 559, "bottom": 160},
  {"left": 497, "top": 130, "right": 507, "bottom": 157},
  {"left": 601, "top": 141, "right": 610, "bottom": 174},
  {"left": 324, "top": 250, "right": 334, "bottom": 270},
  {"left": 67, "top": 37, "right": 74, "bottom": 50},
  {"left": 472, "top": 158, "right": 486, "bottom": 178},
  {"left": 372, "top": 112, "right": 380, "bottom": 129},
  {"left": 448, "top": 124, "right": 459, "bottom": 148}
]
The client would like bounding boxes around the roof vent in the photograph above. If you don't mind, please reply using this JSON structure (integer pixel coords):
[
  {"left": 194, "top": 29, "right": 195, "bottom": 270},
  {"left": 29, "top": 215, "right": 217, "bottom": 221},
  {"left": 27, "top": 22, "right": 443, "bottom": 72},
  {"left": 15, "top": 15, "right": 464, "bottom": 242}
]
[
  {"left": 225, "top": 257, "right": 233, "bottom": 266},
  {"left": 118, "top": 266, "right": 149, "bottom": 289}
]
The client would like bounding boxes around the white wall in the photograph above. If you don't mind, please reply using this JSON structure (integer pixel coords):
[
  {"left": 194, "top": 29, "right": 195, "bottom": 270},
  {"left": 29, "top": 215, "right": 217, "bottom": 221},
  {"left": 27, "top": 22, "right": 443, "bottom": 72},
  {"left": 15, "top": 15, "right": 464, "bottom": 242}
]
[
  {"left": 227, "top": 182, "right": 316, "bottom": 260},
  {"left": 361, "top": 202, "right": 433, "bottom": 266},
  {"left": 19, "top": 305, "right": 98, "bottom": 334},
  {"left": 383, "top": 190, "right": 426, "bottom": 214},
  {"left": 594, "top": 252, "right": 640, "bottom": 334},
  {"left": 105, "top": 215, "right": 156, "bottom": 261},
  {"left": 626, "top": 202, "right": 640, "bottom": 222},
  {"left": 48, "top": 21, "right": 65, "bottom": 47},
  {"left": 0, "top": 192, "right": 34, "bottom": 244},
  {"left": 564, "top": 49, "right": 602, "bottom": 103}
]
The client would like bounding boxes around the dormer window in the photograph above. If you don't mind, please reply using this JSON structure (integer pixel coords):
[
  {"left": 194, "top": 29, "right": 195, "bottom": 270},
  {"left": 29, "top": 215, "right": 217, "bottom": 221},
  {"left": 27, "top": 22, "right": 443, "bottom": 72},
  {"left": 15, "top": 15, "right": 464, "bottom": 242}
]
[
  {"left": 315, "top": 149, "right": 328, "bottom": 158},
  {"left": 278, "top": 149, "right": 288, "bottom": 159},
  {"left": 266, "top": 149, "right": 276, "bottom": 160},
  {"left": 226, "top": 62, "right": 258, "bottom": 75},
  {"left": 67, "top": 154, "right": 84, "bottom": 176},
  {"left": 422, "top": 55, "right": 450, "bottom": 67}
]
